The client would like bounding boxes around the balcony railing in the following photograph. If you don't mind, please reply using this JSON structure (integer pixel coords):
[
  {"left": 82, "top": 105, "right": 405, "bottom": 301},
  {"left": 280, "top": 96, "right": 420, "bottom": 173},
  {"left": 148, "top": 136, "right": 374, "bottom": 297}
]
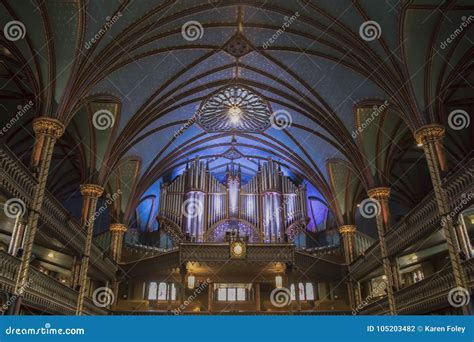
[
  {"left": 350, "top": 158, "right": 474, "bottom": 279},
  {"left": 359, "top": 259, "right": 474, "bottom": 315},
  {"left": 179, "top": 243, "right": 295, "bottom": 264},
  {"left": 0, "top": 251, "right": 107, "bottom": 315},
  {"left": 0, "top": 146, "right": 117, "bottom": 280}
]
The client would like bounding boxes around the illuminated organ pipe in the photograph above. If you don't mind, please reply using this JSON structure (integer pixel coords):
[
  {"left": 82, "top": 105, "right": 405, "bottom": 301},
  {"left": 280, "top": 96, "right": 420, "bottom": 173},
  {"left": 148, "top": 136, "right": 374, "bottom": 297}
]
[
  {"left": 156, "top": 157, "right": 308, "bottom": 243},
  {"left": 226, "top": 164, "right": 240, "bottom": 218}
]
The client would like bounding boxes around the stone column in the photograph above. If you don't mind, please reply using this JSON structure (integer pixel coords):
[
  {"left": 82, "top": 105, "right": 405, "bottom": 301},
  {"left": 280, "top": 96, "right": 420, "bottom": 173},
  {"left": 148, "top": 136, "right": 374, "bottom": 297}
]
[
  {"left": 8, "top": 216, "right": 26, "bottom": 257},
  {"left": 109, "top": 223, "right": 127, "bottom": 308},
  {"left": 207, "top": 282, "right": 213, "bottom": 313},
  {"left": 415, "top": 125, "right": 468, "bottom": 290},
  {"left": 338, "top": 225, "right": 357, "bottom": 310},
  {"left": 354, "top": 281, "right": 362, "bottom": 307},
  {"left": 109, "top": 223, "right": 127, "bottom": 263},
  {"left": 75, "top": 184, "right": 104, "bottom": 315},
  {"left": 255, "top": 283, "right": 261, "bottom": 312},
  {"left": 13, "top": 117, "right": 64, "bottom": 314},
  {"left": 368, "top": 187, "right": 396, "bottom": 315},
  {"left": 338, "top": 225, "right": 356, "bottom": 264}
]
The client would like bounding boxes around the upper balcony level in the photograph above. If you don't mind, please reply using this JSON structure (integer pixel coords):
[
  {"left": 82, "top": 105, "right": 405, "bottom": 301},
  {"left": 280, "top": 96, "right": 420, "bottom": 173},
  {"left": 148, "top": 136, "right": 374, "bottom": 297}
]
[
  {"left": 350, "top": 158, "right": 473, "bottom": 280},
  {"left": 0, "top": 251, "right": 106, "bottom": 315},
  {"left": 358, "top": 259, "right": 474, "bottom": 315},
  {"left": 0, "top": 145, "right": 117, "bottom": 280}
]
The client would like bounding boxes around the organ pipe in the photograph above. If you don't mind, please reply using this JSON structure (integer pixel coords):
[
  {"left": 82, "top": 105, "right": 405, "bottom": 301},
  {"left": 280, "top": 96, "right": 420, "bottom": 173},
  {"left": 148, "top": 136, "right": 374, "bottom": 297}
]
[{"left": 157, "top": 157, "right": 308, "bottom": 243}]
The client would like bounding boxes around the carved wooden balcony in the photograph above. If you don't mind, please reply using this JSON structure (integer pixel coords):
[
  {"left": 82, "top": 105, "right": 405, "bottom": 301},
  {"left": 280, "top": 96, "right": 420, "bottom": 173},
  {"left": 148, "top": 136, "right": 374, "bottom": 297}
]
[
  {"left": 358, "top": 259, "right": 474, "bottom": 315},
  {"left": 179, "top": 243, "right": 295, "bottom": 264},
  {"left": 0, "top": 146, "right": 117, "bottom": 280},
  {"left": 350, "top": 158, "right": 474, "bottom": 280},
  {"left": 0, "top": 251, "right": 107, "bottom": 315}
]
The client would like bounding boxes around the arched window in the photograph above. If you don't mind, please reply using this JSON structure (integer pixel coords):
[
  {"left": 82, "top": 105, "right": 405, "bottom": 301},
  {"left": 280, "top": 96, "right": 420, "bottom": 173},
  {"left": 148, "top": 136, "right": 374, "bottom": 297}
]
[
  {"left": 147, "top": 282, "right": 157, "bottom": 300},
  {"left": 290, "top": 283, "right": 315, "bottom": 301},
  {"left": 237, "top": 288, "right": 246, "bottom": 301},
  {"left": 305, "top": 283, "right": 315, "bottom": 300},
  {"left": 298, "top": 283, "right": 305, "bottom": 300},
  {"left": 216, "top": 284, "right": 250, "bottom": 301},
  {"left": 171, "top": 283, "right": 177, "bottom": 300},
  {"left": 157, "top": 282, "right": 167, "bottom": 300}
]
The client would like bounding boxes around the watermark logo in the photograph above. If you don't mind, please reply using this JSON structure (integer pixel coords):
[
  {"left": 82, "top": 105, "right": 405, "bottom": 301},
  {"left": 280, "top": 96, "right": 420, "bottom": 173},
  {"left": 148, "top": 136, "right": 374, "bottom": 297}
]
[
  {"left": 174, "top": 115, "right": 197, "bottom": 138},
  {"left": 351, "top": 101, "right": 389, "bottom": 138},
  {"left": 270, "top": 109, "right": 292, "bottom": 130},
  {"left": 358, "top": 198, "right": 380, "bottom": 219},
  {"left": 173, "top": 278, "right": 210, "bottom": 315},
  {"left": 3, "top": 198, "right": 26, "bottom": 219},
  {"left": 441, "top": 192, "right": 473, "bottom": 227},
  {"left": 352, "top": 281, "right": 386, "bottom": 315},
  {"left": 359, "top": 21, "right": 381, "bottom": 41},
  {"left": 262, "top": 12, "right": 300, "bottom": 49},
  {"left": 1, "top": 277, "right": 34, "bottom": 313},
  {"left": 0, "top": 100, "right": 35, "bottom": 136},
  {"left": 181, "top": 21, "right": 204, "bottom": 41},
  {"left": 92, "top": 287, "right": 115, "bottom": 307},
  {"left": 5, "top": 322, "right": 85, "bottom": 335},
  {"left": 84, "top": 12, "right": 122, "bottom": 49},
  {"left": 3, "top": 21, "right": 26, "bottom": 41},
  {"left": 85, "top": 190, "right": 121, "bottom": 227},
  {"left": 447, "top": 286, "right": 470, "bottom": 308},
  {"left": 448, "top": 109, "right": 470, "bottom": 130},
  {"left": 440, "top": 16, "right": 474, "bottom": 49},
  {"left": 270, "top": 287, "right": 291, "bottom": 307},
  {"left": 92, "top": 109, "right": 114, "bottom": 130},
  {"left": 182, "top": 198, "right": 203, "bottom": 218}
]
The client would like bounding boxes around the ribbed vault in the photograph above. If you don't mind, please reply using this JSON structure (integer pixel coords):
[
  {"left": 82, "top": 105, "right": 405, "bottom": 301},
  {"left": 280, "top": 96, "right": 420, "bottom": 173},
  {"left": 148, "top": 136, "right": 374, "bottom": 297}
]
[{"left": 0, "top": 0, "right": 472, "bottom": 233}]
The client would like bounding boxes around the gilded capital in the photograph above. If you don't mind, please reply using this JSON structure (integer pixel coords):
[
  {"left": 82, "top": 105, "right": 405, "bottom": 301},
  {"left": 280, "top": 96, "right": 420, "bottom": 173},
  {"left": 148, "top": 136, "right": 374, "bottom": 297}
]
[
  {"left": 338, "top": 225, "right": 356, "bottom": 235},
  {"left": 414, "top": 124, "right": 445, "bottom": 145},
  {"left": 79, "top": 184, "right": 104, "bottom": 198},
  {"left": 32, "top": 117, "right": 65, "bottom": 139},
  {"left": 110, "top": 223, "right": 128, "bottom": 234},
  {"left": 368, "top": 187, "right": 390, "bottom": 200}
]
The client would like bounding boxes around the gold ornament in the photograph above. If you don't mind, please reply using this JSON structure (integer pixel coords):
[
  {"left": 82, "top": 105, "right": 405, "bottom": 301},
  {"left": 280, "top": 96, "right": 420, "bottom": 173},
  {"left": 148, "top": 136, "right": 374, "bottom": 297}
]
[
  {"left": 32, "top": 117, "right": 65, "bottom": 139},
  {"left": 368, "top": 187, "right": 390, "bottom": 200},
  {"left": 338, "top": 225, "right": 356, "bottom": 235},
  {"left": 230, "top": 241, "right": 246, "bottom": 258},
  {"left": 79, "top": 184, "right": 104, "bottom": 198},
  {"left": 110, "top": 223, "right": 128, "bottom": 234},
  {"left": 414, "top": 124, "right": 445, "bottom": 145}
]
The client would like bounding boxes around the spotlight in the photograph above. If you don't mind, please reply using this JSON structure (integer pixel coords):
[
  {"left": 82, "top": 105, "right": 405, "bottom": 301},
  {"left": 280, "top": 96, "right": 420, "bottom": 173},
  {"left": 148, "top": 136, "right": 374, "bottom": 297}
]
[{"left": 228, "top": 106, "right": 242, "bottom": 125}]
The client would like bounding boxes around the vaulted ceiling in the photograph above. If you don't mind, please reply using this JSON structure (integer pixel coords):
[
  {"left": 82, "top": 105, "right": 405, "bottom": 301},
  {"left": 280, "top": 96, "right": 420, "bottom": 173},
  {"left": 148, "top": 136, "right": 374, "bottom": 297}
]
[{"left": 0, "top": 0, "right": 472, "bottom": 231}]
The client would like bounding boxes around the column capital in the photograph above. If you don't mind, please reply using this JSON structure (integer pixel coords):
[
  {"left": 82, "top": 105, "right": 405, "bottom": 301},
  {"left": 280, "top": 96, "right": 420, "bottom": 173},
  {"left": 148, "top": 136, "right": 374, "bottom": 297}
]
[
  {"left": 368, "top": 187, "right": 390, "bottom": 200},
  {"left": 32, "top": 117, "right": 64, "bottom": 139},
  {"left": 109, "top": 223, "right": 127, "bottom": 234},
  {"left": 414, "top": 124, "right": 445, "bottom": 145},
  {"left": 79, "top": 184, "right": 104, "bottom": 198},
  {"left": 338, "top": 225, "right": 356, "bottom": 235}
]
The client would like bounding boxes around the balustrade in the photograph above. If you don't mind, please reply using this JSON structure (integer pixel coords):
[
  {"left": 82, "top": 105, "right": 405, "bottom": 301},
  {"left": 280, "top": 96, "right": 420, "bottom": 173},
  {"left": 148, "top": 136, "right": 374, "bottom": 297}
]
[
  {"left": 351, "top": 159, "right": 473, "bottom": 279},
  {"left": 0, "top": 251, "right": 106, "bottom": 315},
  {"left": 0, "top": 146, "right": 117, "bottom": 279}
]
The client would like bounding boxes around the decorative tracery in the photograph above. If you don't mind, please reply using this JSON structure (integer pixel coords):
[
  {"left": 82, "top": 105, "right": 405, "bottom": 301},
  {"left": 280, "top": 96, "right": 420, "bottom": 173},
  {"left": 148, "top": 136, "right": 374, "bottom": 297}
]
[{"left": 197, "top": 85, "right": 272, "bottom": 133}]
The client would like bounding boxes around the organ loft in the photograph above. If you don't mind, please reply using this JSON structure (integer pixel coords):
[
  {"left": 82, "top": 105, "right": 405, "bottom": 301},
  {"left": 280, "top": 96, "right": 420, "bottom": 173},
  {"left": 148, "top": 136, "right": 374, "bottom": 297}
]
[{"left": 157, "top": 157, "right": 309, "bottom": 244}]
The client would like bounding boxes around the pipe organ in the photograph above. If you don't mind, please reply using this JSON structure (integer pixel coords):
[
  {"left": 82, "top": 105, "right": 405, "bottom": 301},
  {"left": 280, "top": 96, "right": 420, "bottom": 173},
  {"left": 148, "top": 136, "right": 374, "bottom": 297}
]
[{"left": 157, "top": 157, "right": 308, "bottom": 244}]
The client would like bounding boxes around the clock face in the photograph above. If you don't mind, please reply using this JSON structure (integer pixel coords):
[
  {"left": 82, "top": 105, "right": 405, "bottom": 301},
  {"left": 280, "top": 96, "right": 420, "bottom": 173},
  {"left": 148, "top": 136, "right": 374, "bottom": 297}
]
[
  {"left": 230, "top": 242, "right": 246, "bottom": 258},
  {"left": 233, "top": 244, "right": 243, "bottom": 255}
]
